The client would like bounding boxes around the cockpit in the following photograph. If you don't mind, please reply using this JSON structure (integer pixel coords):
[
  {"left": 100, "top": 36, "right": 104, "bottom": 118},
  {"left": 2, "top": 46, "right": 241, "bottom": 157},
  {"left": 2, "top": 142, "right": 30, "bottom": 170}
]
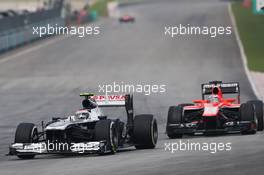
[{"left": 207, "top": 95, "right": 220, "bottom": 103}]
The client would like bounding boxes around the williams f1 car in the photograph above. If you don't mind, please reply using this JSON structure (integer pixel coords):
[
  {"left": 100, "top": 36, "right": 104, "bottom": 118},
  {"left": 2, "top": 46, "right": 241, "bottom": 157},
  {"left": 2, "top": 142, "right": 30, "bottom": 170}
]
[
  {"left": 8, "top": 94, "right": 158, "bottom": 159},
  {"left": 166, "top": 81, "right": 263, "bottom": 138}
]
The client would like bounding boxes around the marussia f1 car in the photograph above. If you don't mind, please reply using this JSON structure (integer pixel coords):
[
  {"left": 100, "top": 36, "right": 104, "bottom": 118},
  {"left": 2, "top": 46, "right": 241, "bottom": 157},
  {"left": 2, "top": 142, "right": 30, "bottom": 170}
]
[
  {"left": 119, "top": 15, "right": 135, "bottom": 23},
  {"left": 166, "top": 81, "right": 263, "bottom": 138},
  {"left": 8, "top": 94, "right": 158, "bottom": 159}
]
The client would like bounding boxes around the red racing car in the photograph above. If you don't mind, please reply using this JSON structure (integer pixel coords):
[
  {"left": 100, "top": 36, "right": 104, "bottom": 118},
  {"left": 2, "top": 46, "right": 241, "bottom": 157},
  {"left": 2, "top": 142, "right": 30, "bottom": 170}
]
[
  {"left": 119, "top": 15, "right": 135, "bottom": 23},
  {"left": 166, "top": 81, "right": 263, "bottom": 138}
]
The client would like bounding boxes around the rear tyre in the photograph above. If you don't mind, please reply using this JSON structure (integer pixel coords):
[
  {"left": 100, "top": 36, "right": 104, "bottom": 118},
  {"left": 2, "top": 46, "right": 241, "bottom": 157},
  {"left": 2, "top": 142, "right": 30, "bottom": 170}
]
[
  {"left": 133, "top": 114, "right": 158, "bottom": 149},
  {"left": 95, "top": 119, "right": 118, "bottom": 154},
  {"left": 15, "top": 123, "right": 38, "bottom": 159},
  {"left": 239, "top": 103, "right": 257, "bottom": 135},
  {"left": 247, "top": 100, "right": 263, "bottom": 131},
  {"left": 166, "top": 106, "right": 184, "bottom": 139}
]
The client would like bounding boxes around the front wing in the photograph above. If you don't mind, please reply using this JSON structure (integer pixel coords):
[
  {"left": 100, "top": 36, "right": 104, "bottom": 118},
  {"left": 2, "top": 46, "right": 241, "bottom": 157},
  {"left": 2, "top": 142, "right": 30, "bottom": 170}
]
[
  {"left": 8, "top": 141, "right": 109, "bottom": 156},
  {"left": 167, "top": 121, "right": 254, "bottom": 134}
]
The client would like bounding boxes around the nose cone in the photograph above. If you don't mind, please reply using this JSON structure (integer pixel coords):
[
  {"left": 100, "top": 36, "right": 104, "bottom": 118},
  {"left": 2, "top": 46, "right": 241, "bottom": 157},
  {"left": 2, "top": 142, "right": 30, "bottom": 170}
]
[
  {"left": 45, "top": 120, "right": 69, "bottom": 130},
  {"left": 203, "top": 104, "right": 219, "bottom": 117}
]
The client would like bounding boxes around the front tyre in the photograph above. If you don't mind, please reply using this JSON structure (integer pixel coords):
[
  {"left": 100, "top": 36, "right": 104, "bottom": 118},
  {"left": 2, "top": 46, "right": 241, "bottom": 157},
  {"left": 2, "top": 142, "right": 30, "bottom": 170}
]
[
  {"left": 247, "top": 100, "right": 263, "bottom": 131},
  {"left": 166, "top": 106, "right": 184, "bottom": 138},
  {"left": 95, "top": 119, "right": 118, "bottom": 154},
  {"left": 15, "top": 123, "right": 38, "bottom": 159},
  {"left": 133, "top": 114, "right": 158, "bottom": 149},
  {"left": 239, "top": 103, "right": 257, "bottom": 135}
]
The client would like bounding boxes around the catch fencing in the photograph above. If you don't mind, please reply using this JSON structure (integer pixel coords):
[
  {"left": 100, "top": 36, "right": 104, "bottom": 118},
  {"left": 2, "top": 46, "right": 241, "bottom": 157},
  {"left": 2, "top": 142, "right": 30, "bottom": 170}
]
[{"left": 0, "top": 8, "right": 64, "bottom": 53}]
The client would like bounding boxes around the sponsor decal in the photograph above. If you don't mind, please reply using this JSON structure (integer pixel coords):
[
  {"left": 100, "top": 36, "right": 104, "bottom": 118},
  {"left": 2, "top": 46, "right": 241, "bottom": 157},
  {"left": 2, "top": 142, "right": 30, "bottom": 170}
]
[{"left": 253, "top": 0, "right": 264, "bottom": 14}]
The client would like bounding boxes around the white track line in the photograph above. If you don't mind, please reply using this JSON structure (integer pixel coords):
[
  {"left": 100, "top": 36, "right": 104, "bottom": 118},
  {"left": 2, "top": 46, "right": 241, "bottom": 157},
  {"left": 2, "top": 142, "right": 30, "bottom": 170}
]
[{"left": 228, "top": 3, "right": 262, "bottom": 100}]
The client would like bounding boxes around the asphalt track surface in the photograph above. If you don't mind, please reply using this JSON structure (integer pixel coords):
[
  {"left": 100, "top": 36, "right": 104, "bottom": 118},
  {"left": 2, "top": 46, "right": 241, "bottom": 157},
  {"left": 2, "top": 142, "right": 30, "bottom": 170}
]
[{"left": 0, "top": 0, "right": 264, "bottom": 174}]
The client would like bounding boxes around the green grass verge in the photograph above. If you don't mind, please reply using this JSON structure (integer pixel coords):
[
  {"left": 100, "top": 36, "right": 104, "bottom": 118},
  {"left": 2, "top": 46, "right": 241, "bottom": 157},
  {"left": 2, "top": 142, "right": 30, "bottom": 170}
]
[
  {"left": 90, "top": 0, "right": 107, "bottom": 17},
  {"left": 90, "top": 0, "right": 114, "bottom": 17},
  {"left": 232, "top": 2, "right": 264, "bottom": 72}
]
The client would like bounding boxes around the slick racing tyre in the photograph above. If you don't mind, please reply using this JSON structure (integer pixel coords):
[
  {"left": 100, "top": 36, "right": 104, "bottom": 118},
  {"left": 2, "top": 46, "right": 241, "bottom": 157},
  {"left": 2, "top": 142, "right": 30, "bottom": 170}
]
[
  {"left": 133, "top": 114, "right": 158, "bottom": 149},
  {"left": 95, "top": 119, "right": 118, "bottom": 154},
  {"left": 15, "top": 123, "right": 38, "bottom": 159},
  {"left": 247, "top": 100, "right": 264, "bottom": 131},
  {"left": 239, "top": 103, "right": 257, "bottom": 135},
  {"left": 166, "top": 106, "right": 184, "bottom": 138}
]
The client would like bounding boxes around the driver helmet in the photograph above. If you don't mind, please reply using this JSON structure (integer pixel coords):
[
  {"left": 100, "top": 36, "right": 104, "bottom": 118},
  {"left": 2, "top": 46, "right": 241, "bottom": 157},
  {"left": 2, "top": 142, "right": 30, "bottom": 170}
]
[
  {"left": 75, "top": 109, "right": 89, "bottom": 119},
  {"left": 207, "top": 95, "right": 219, "bottom": 103},
  {"left": 82, "top": 98, "right": 97, "bottom": 109}
]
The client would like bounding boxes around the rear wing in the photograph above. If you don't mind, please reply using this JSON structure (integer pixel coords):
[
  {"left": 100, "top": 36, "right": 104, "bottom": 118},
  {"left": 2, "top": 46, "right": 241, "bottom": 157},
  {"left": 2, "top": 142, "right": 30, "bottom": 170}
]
[
  {"left": 80, "top": 93, "right": 132, "bottom": 107},
  {"left": 92, "top": 95, "right": 126, "bottom": 107},
  {"left": 201, "top": 81, "right": 240, "bottom": 101}
]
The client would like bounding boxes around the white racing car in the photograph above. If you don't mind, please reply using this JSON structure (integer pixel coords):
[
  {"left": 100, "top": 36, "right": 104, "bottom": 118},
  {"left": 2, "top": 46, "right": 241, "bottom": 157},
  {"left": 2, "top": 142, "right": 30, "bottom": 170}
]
[{"left": 8, "top": 93, "right": 158, "bottom": 159}]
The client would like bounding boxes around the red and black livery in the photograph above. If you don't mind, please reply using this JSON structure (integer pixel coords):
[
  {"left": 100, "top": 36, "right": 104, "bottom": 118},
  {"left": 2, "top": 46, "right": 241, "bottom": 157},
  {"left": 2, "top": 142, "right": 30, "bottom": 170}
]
[
  {"left": 166, "top": 81, "right": 263, "bottom": 138},
  {"left": 119, "top": 15, "right": 135, "bottom": 23}
]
